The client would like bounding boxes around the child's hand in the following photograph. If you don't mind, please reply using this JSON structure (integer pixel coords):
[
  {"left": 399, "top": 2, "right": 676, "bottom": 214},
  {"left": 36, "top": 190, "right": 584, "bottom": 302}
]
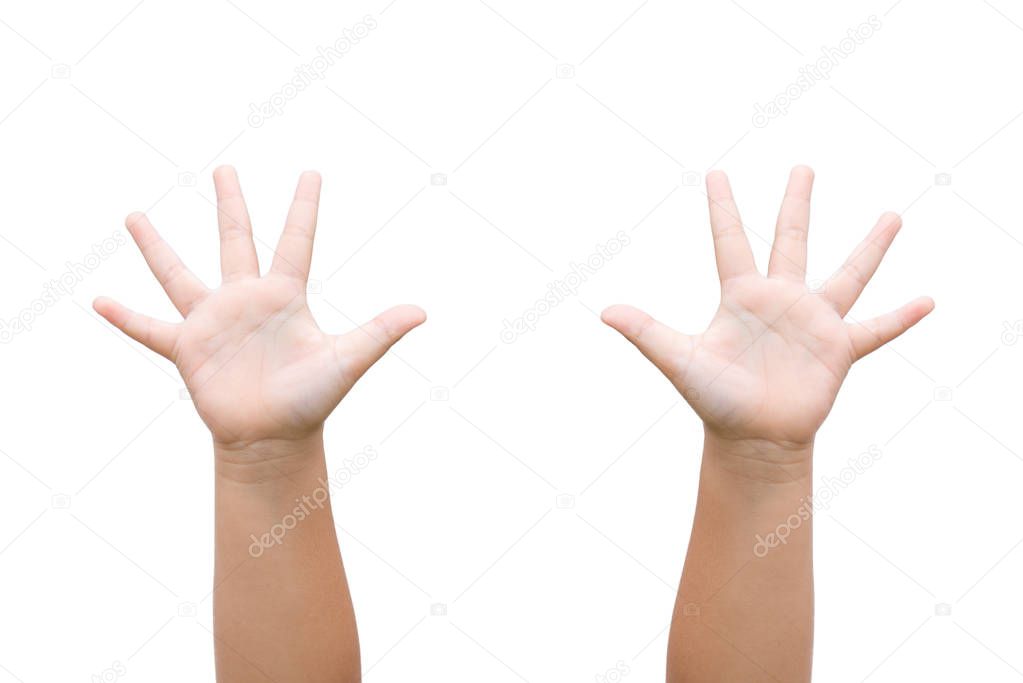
[
  {"left": 94, "top": 167, "right": 425, "bottom": 453},
  {"left": 603, "top": 167, "right": 932, "bottom": 456}
]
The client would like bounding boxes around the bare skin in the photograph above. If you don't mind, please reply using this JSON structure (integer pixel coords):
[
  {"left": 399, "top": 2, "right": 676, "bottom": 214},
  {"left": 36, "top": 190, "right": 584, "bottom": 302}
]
[
  {"left": 602, "top": 166, "right": 933, "bottom": 682},
  {"left": 95, "top": 166, "right": 425, "bottom": 682}
]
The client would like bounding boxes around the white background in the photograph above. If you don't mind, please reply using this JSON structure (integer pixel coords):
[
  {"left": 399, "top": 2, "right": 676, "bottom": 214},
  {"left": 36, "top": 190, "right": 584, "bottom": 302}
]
[{"left": 0, "top": 1, "right": 1021, "bottom": 681}]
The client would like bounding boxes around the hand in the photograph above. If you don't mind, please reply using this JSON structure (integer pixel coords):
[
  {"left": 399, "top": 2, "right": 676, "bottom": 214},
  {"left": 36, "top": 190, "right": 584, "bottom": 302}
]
[
  {"left": 95, "top": 167, "right": 425, "bottom": 454},
  {"left": 602, "top": 167, "right": 932, "bottom": 455}
]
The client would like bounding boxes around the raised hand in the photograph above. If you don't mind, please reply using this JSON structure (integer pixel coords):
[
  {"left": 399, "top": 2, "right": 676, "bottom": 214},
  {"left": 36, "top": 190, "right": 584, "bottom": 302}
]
[
  {"left": 602, "top": 166, "right": 932, "bottom": 453},
  {"left": 94, "top": 166, "right": 425, "bottom": 451}
]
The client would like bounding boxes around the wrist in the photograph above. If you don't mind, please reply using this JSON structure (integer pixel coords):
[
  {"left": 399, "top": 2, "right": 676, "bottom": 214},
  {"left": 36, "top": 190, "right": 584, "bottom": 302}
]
[
  {"left": 214, "top": 430, "right": 326, "bottom": 485},
  {"left": 702, "top": 428, "right": 814, "bottom": 484}
]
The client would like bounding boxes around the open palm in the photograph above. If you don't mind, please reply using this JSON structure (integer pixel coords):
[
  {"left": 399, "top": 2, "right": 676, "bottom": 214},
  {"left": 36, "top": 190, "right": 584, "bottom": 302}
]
[
  {"left": 95, "top": 167, "right": 425, "bottom": 448},
  {"left": 603, "top": 167, "right": 932, "bottom": 448}
]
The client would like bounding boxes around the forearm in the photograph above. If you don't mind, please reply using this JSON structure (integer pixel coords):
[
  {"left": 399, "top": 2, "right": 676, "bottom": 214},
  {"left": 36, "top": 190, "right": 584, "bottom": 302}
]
[
  {"left": 213, "top": 434, "right": 359, "bottom": 682},
  {"left": 668, "top": 431, "right": 814, "bottom": 683}
]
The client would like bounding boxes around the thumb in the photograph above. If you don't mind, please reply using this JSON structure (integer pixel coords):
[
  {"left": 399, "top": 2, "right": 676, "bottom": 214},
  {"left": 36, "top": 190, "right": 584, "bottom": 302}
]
[
  {"left": 601, "top": 304, "right": 689, "bottom": 379},
  {"left": 335, "top": 304, "right": 427, "bottom": 382}
]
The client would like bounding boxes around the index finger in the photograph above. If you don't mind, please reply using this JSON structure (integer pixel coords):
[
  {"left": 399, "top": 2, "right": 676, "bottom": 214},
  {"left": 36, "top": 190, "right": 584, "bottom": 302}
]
[
  {"left": 706, "top": 171, "right": 756, "bottom": 283},
  {"left": 271, "top": 171, "right": 321, "bottom": 282}
]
